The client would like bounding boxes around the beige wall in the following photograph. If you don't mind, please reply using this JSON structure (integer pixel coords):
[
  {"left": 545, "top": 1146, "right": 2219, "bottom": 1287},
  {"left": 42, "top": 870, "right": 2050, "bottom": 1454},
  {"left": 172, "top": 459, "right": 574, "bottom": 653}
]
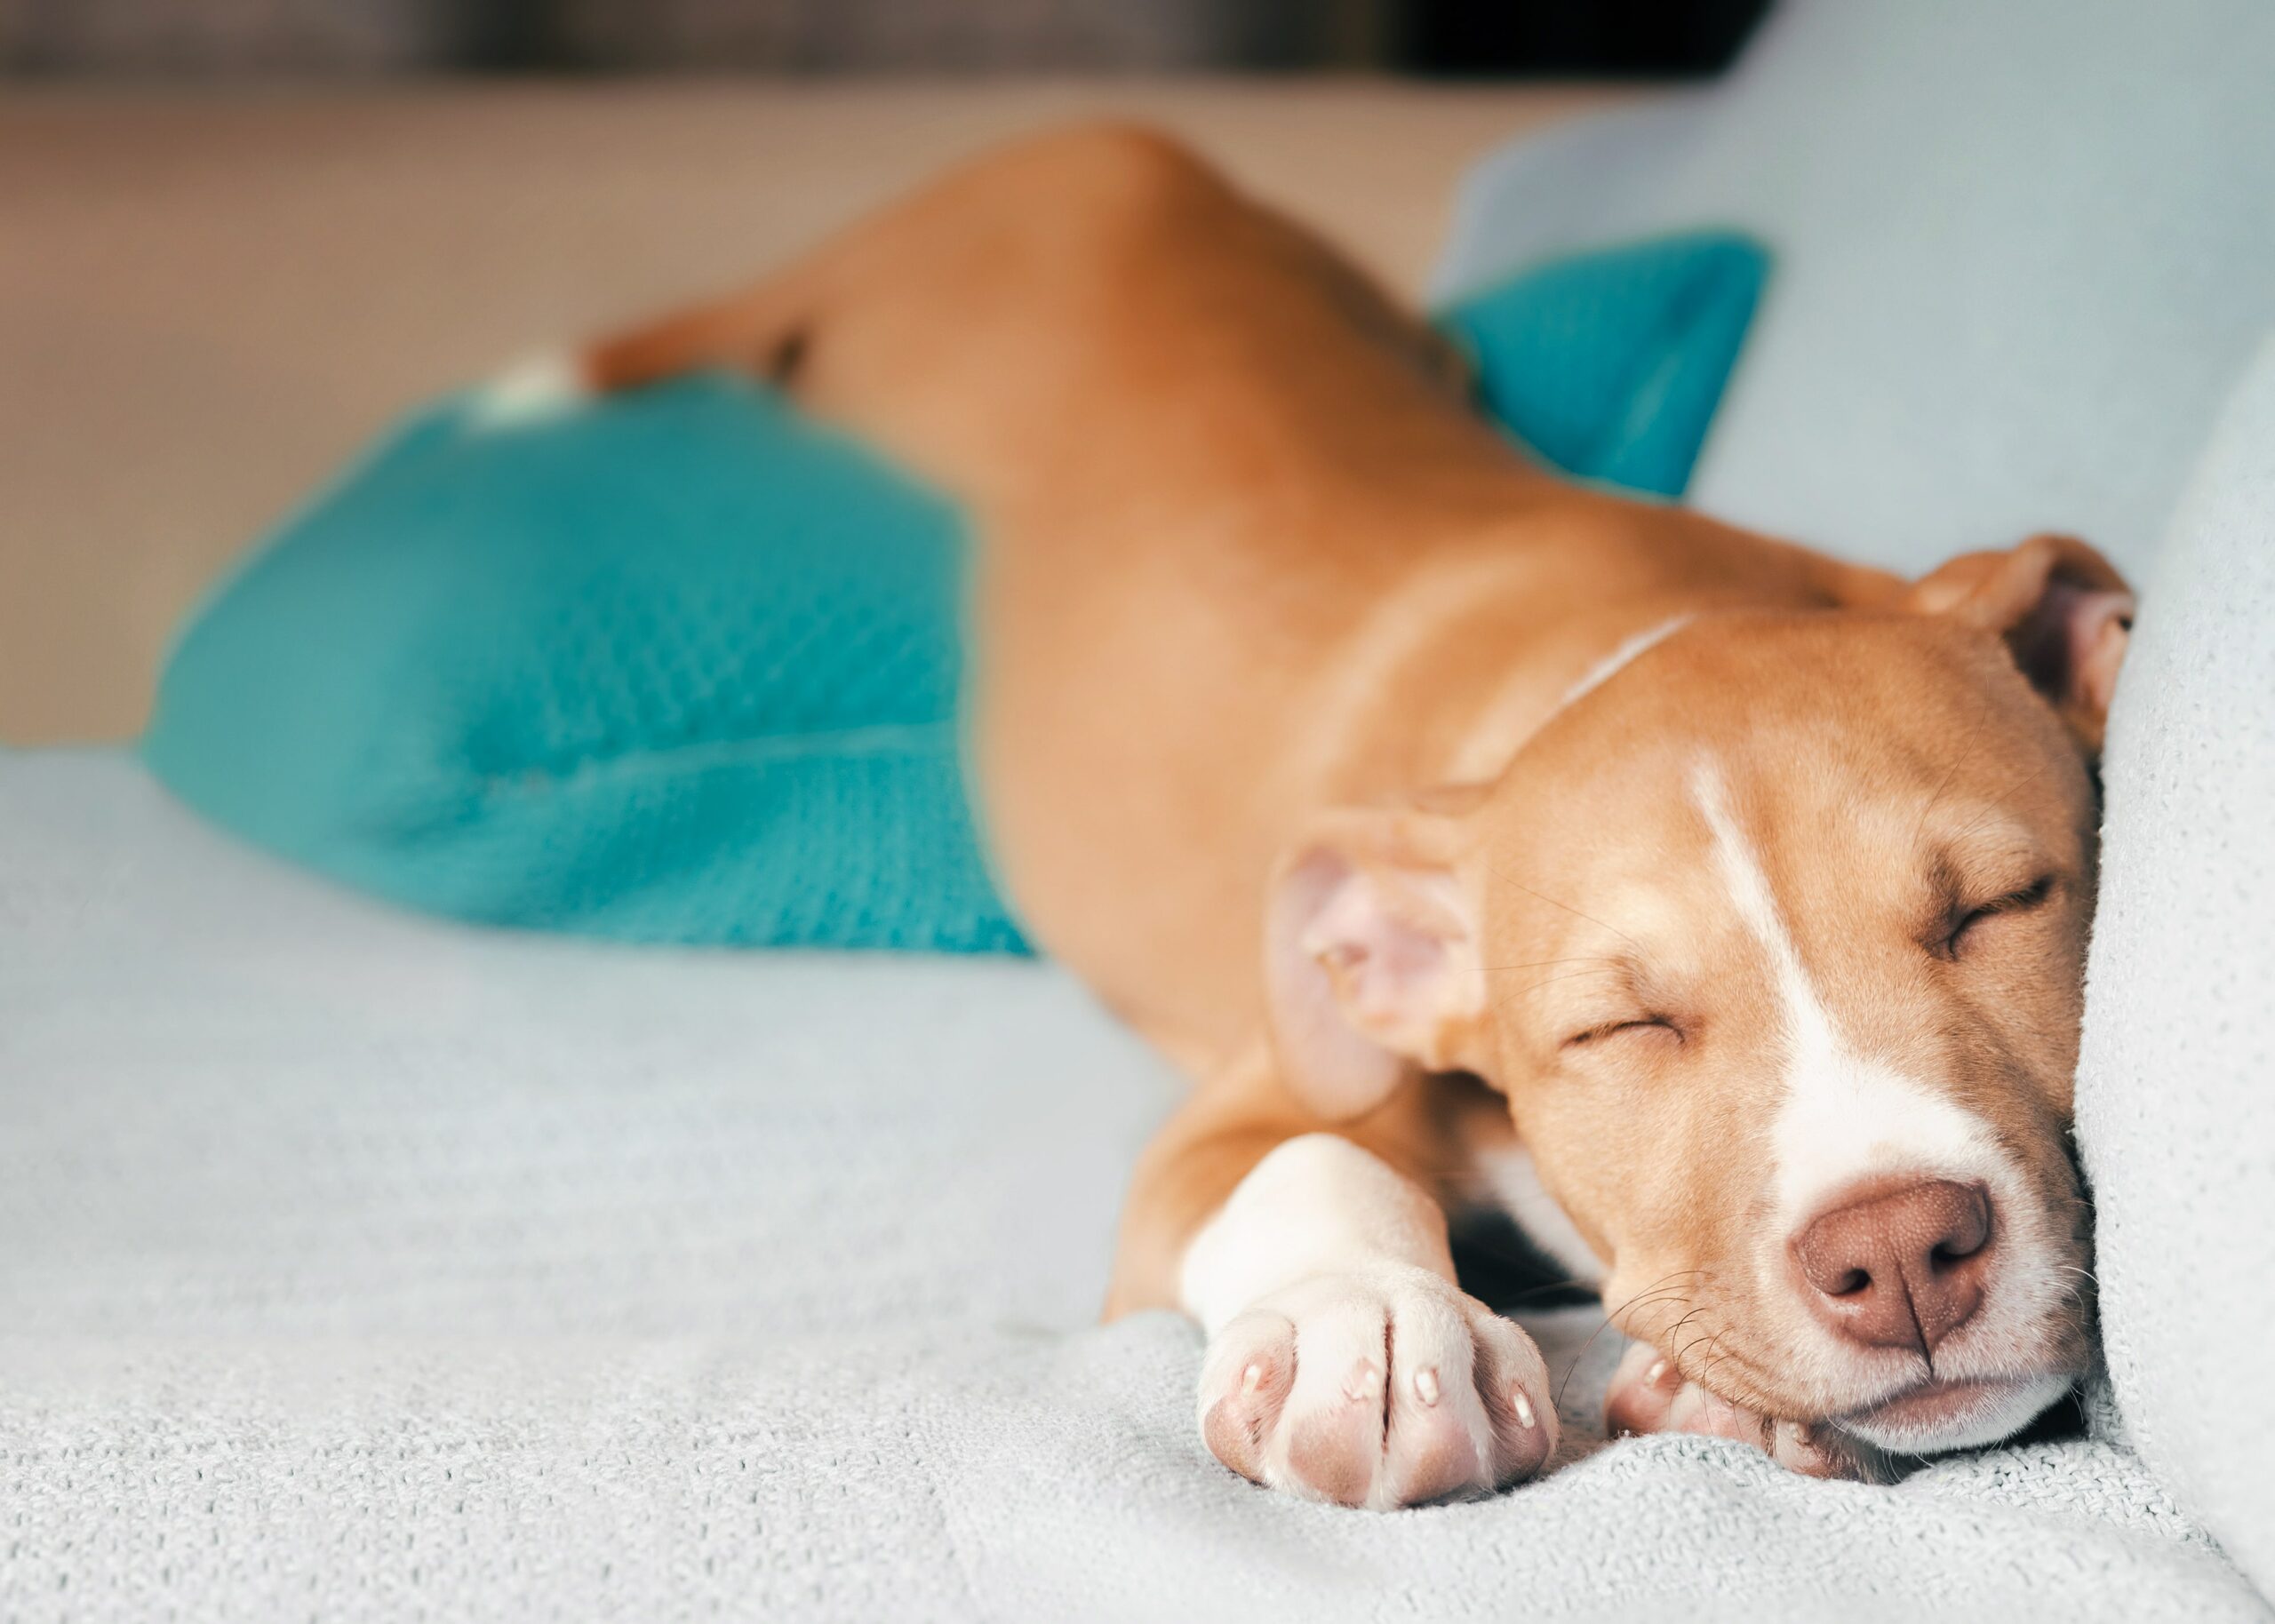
[{"left": 0, "top": 81, "right": 1627, "bottom": 743}]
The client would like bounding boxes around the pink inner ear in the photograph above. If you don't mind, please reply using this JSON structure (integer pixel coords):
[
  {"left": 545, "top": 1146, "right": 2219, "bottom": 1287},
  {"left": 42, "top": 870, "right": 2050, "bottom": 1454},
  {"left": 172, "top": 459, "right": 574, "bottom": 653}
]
[
  {"left": 2008, "top": 578, "right": 2135, "bottom": 715},
  {"left": 1266, "top": 847, "right": 1474, "bottom": 1120},
  {"left": 1266, "top": 855, "right": 1410, "bottom": 1119},
  {"left": 1303, "top": 879, "right": 1453, "bottom": 1039}
]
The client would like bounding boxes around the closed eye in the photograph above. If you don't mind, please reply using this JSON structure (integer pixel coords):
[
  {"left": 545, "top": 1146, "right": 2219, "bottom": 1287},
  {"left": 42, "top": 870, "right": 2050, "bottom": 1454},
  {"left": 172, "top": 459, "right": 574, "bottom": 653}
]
[
  {"left": 1941, "top": 874, "right": 2055, "bottom": 958},
  {"left": 1563, "top": 1015, "right": 1680, "bottom": 1049}
]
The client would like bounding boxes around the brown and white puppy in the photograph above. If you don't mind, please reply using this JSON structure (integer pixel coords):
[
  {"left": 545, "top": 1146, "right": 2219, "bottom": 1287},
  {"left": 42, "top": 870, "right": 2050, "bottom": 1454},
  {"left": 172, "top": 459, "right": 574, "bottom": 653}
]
[{"left": 555, "top": 125, "right": 2131, "bottom": 1509}]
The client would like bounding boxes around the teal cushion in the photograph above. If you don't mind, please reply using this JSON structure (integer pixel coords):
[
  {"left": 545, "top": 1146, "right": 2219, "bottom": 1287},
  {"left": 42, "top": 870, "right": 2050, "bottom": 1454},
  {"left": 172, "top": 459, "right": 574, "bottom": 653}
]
[
  {"left": 143, "top": 230, "right": 1766, "bottom": 951},
  {"left": 1442, "top": 229, "right": 1766, "bottom": 499}
]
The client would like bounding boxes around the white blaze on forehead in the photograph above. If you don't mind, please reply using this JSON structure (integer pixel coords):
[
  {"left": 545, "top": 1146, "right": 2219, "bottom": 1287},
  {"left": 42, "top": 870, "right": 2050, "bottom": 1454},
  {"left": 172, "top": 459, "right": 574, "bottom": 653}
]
[
  {"left": 1688, "top": 759, "right": 2002, "bottom": 1223},
  {"left": 1676, "top": 760, "right": 2073, "bottom": 1444}
]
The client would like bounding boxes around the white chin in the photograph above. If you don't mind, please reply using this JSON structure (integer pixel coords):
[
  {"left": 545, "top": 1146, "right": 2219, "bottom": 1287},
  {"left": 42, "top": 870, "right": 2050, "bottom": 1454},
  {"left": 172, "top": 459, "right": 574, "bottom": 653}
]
[{"left": 1842, "top": 1371, "right": 2076, "bottom": 1453}]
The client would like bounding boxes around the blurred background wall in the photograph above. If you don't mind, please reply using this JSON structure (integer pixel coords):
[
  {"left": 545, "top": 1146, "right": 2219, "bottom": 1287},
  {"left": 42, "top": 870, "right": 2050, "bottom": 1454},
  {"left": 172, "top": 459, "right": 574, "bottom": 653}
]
[
  {"left": 0, "top": 0, "right": 1754, "bottom": 743},
  {"left": 0, "top": 0, "right": 1768, "bottom": 76}
]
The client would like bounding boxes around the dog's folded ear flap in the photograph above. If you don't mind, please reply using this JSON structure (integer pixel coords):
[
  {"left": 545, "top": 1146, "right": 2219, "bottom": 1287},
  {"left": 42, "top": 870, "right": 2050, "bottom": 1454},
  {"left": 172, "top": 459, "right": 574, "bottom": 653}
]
[
  {"left": 1904, "top": 533, "right": 2135, "bottom": 752},
  {"left": 1263, "top": 807, "right": 1485, "bottom": 1121}
]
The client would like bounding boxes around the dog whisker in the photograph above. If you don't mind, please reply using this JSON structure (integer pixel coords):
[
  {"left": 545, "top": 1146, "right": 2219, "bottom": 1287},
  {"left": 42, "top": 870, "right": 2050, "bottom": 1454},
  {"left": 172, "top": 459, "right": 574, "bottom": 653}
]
[
  {"left": 1465, "top": 956, "right": 1630, "bottom": 975},
  {"left": 1479, "top": 859, "right": 1650, "bottom": 957},
  {"left": 1555, "top": 1272, "right": 1705, "bottom": 1410}
]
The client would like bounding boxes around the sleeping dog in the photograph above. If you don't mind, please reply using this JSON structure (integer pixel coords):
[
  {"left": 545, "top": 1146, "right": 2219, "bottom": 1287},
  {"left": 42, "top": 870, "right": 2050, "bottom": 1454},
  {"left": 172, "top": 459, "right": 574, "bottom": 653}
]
[{"left": 563, "top": 125, "right": 2131, "bottom": 1507}]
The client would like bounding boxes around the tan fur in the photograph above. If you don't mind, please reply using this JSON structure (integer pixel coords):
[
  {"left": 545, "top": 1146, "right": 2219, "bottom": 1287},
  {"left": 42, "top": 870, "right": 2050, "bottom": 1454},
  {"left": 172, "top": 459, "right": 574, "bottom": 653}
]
[{"left": 584, "top": 124, "right": 2123, "bottom": 1470}]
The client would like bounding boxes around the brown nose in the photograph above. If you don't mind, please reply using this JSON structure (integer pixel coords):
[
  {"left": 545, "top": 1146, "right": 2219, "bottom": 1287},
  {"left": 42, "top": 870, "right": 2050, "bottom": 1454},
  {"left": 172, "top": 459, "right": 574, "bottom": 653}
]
[{"left": 1793, "top": 1180, "right": 1993, "bottom": 1357}]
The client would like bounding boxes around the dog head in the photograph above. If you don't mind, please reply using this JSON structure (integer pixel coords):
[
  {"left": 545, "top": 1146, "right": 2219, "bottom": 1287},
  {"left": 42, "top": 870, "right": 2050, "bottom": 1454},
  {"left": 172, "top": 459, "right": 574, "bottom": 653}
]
[{"left": 1265, "top": 534, "right": 2131, "bottom": 1452}]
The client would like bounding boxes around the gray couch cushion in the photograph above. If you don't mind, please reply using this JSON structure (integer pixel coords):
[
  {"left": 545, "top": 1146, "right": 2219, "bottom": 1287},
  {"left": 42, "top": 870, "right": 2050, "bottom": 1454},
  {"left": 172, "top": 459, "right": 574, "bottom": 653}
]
[
  {"left": 1438, "top": 0, "right": 2275, "bottom": 585},
  {"left": 2076, "top": 337, "right": 2275, "bottom": 1599}
]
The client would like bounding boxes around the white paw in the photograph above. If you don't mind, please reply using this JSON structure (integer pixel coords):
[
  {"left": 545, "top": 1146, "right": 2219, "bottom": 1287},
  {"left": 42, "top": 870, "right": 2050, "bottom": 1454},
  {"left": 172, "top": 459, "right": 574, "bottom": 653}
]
[
  {"left": 1603, "top": 1340, "right": 1889, "bottom": 1482},
  {"left": 1196, "top": 1264, "right": 1557, "bottom": 1509}
]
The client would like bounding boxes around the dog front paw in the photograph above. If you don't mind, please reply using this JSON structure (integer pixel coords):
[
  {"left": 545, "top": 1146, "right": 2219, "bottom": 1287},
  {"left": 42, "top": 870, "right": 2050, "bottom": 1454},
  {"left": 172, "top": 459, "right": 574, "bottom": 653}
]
[
  {"left": 1603, "top": 1340, "right": 1889, "bottom": 1481},
  {"left": 1195, "top": 1265, "right": 1557, "bottom": 1509}
]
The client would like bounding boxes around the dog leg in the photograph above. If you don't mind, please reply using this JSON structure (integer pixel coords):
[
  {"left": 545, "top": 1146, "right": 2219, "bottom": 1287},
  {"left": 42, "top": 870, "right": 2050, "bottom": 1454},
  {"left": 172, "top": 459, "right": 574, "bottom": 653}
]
[
  {"left": 1602, "top": 1339, "right": 1891, "bottom": 1481},
  {"left": 581, "top": 263, "right": 825, "bottom": 397},
  {"left": 1175, "top": 1132, "right": 1557, "bottom": 1507}
]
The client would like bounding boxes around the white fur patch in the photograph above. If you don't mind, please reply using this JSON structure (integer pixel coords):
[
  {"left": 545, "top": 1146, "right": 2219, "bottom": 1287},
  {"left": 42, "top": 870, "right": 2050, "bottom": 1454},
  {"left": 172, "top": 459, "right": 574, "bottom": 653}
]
[
  {"left": 1185, "top": 1137, "right": 1560, "bottom": 1506},
  {"left": 1179, "top": 1134, "right": 1454, "bottom": 1334},
  {"left": 1688, "top": 757, "right": 2071, "bottom": 1443},
  {"left": 464, "top": 352, "right": 590, "bottom": 432}
]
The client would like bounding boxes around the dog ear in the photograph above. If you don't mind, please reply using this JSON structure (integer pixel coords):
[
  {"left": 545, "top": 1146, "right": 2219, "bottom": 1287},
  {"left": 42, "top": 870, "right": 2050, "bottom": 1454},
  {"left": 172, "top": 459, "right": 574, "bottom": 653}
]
[
  {"left": 1263, "top": 807, "right": 1484, "bottom": 1121},
  {"left": 1905, "top": 534, "right": 2135, "bottom": 752}
]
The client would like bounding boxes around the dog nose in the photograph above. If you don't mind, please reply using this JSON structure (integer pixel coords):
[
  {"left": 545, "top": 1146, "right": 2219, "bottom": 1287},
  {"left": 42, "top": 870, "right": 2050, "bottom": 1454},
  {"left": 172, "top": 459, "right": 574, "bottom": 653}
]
[{"left": 1794, "top": 1180, "right": 1993, "bottom": 1355}]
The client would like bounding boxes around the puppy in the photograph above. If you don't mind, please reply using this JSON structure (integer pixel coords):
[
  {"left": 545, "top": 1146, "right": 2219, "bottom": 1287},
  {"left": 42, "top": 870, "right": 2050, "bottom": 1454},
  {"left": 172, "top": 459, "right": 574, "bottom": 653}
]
[{"left": 574, "top": 125, "right": 2132, "bottom": 1508}]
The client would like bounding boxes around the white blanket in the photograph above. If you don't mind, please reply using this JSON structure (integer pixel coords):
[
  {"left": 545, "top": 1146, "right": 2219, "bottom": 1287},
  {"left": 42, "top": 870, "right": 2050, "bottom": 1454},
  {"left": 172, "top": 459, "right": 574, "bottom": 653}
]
[{"left": 0, "top": 755, "right": 2260, "bottom": 1621}]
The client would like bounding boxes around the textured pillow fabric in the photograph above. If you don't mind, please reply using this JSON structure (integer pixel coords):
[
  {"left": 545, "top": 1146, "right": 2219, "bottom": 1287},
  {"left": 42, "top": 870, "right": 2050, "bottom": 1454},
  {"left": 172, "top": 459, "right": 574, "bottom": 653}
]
[
  {"left": 1441, "top": 229, "right": 1765, "bottom": 499},
  {"left": 1438, "top": 0, "right": 2275, "bottom": 584},
  {"left": 2073, "top": 337, "right": 2275, "bottom": 1600},
  {"left": 144, "top": 231, "right": 1766, "bottom": 951},
  {"left": 148, "top": 378, "right": 1026, "bottom": 953}
]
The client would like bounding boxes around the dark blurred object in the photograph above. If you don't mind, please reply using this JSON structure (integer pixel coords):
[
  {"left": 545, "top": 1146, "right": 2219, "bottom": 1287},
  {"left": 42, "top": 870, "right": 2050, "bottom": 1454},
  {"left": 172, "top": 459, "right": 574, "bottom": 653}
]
[
  {"left": 544, "top": 0, "right": 1351, "bottom": 73},
  {"left": 0, "top": 0, "right": 1361, "bottom": 73},
  {"left": 0, "top": 0, "right": 494, "bottom": 74},
  {"left": 1400, "top": 0, "right": 1770, "bottom": 76},
  {"left": 1, "top": 0, "right": 1765, "bottom": 75}
]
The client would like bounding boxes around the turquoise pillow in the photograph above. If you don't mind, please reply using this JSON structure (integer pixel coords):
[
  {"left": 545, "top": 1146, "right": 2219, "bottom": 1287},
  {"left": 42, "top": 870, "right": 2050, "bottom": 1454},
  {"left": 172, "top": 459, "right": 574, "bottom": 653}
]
[
  {"left": 144, "top": 230, "right": 1766, "bottom": 952},
  {"left": 1439, "top": 229, "right": 1766, "bottom": 498}
]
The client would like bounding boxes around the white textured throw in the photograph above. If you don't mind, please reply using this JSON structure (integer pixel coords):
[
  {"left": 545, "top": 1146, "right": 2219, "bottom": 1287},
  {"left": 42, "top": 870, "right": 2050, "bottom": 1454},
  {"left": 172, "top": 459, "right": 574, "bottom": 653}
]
[
  {"left": 2077, "top": 337, "right": 2275, "bottom": 1601},
  {"left": 0, "top": 755, "right": 2262, "bottom": 1621}
]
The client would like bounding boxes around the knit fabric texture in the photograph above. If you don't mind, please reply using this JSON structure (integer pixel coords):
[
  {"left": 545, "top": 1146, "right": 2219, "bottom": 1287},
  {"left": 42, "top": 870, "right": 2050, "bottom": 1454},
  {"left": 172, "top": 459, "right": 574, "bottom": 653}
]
[
  {"left": 2074, "top": 335, "right": 2275, "bottom": 1599},
  {"left": 0, "top": 752, "right": 2262, "bottom": 1622}
]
